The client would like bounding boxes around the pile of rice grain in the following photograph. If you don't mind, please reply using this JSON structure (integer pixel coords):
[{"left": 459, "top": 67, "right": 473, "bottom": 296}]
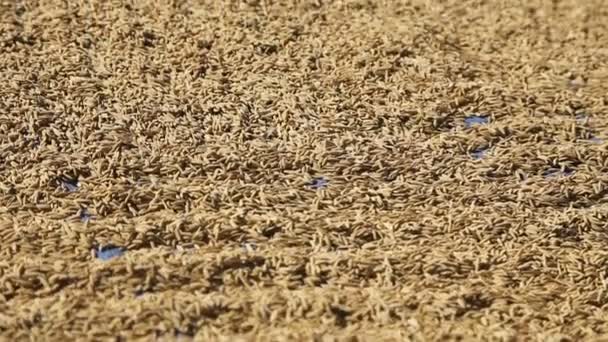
[{"left": 1, "top": 0, "right": 608, "bottom": 340}]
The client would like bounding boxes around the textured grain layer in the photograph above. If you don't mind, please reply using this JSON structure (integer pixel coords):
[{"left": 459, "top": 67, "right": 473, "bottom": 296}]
[{"left": 2, "top": 0, "right": 608, "bottom": 341}]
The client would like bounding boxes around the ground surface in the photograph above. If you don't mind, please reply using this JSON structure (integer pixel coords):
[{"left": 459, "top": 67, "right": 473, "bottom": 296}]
[{"left": 2, "top": 0, "right": 608, "bottom": 341}]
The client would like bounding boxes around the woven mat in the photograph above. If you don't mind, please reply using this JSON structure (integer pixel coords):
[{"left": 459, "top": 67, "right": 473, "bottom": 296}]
[{"left": 2, "top": 0, "right": 608, "bottom": 340}]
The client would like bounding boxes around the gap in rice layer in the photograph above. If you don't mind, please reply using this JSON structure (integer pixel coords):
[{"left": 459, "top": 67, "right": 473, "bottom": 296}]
[
  {"left": 79, "top": 208, "right": 94, "bottom": 223},
  {"left": 542, "top": 167, "right": 575, "bottom": 179},
  {"left": 464, "top": 115, "right": 490, "bottom": 128},
  {"left": 588, "top": 136, "right": 604, "bottom": 144},
  {"left": 307, "top": 177, "right": 329, "bottom": 189},
  {"left": 59, "top": 177, "right": 80, "bottom": 192},
  {"left": 95, "top": 245, "right": 125, "bottom": 261},
  {"left": 470, "top": 147, "right": 489, "bottom": 160},
  {"left": 575, "top": 113, "right": 590, "bottom": 124}
]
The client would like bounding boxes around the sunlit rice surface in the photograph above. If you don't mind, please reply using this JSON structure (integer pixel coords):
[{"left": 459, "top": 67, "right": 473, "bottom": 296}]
[{"left": 1, "top": 0, "right": 608, "bottom": 340}]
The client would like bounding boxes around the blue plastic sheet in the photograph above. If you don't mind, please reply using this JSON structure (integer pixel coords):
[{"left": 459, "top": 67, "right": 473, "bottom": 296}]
[
  {"left": 464, "top": 115, "right": 489, "bottom": 128},
  {"left": 95, "top": 245, "right": 125, "bottom": 261},
  {"left": 307, "top": 177, "right": 328, "bottom": 189}
]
